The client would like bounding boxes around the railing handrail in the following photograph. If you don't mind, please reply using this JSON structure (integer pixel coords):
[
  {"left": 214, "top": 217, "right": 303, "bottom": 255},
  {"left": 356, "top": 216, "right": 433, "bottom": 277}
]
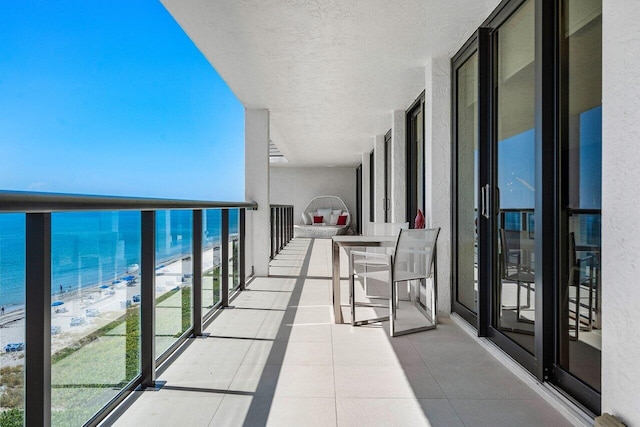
[{"left": 0, "top": 190, "right": 257, "bottom": 213}]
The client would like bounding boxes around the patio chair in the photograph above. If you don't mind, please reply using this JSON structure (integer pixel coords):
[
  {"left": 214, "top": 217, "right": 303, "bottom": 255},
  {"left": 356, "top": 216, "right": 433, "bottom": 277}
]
[{"left": 348, "top": 227, "right": 440, "bottom": 337}]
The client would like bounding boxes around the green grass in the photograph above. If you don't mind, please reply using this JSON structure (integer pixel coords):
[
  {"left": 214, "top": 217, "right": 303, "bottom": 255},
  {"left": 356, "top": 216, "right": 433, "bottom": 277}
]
[{"left": 0, "top": 267, "right": 224, "bottom": 425}]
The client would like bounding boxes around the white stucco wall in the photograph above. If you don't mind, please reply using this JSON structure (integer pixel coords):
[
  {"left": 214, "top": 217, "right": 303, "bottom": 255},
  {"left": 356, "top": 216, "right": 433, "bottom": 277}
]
[
  {"left": 361, "top": 152, "right": 371, "bottom": 231},
  {"left": 391, "top": 111, "right": 407, "bottom": 223},
  {"left": 269, "top": 166, "right": 357, "bottom": 231},
  {"left": 424, "top": 57, "right": 452, "bottom": 316},
  {"left": 601, "top": 1, "right": 640, "bottom": 424},
  {"left": 245, "top": 109, "right": 270, "bottom": 277}
]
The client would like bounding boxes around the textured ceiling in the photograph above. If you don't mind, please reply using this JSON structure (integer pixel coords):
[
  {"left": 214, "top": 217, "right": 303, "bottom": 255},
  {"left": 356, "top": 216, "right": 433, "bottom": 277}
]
[{"left": 161, "top": 0, "right": 501, "bottom": 167}]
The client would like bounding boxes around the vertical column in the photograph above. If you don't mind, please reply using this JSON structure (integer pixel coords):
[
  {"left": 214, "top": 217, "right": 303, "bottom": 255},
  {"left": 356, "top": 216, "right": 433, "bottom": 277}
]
[
  {"left": 374, "top": 134, "right": 386, "bottom": 222},
  {"left": 25, "top": 213, "right": 51, "bottom": 427},
  {"left": 391, "top": 111, "right": 406, "bottom": 223},
  {"left": 192, "top": 210, "right": 203, "bottom": 336},
  {"left": 221, "top": 209, "right": 229, "bottom": 307},
  {"left": 140, "top": 210, "right": 156, "bottom": 388},
  {"left": 361, "top": 151, "right": 371, "bottom": 234},
  {"left": 424, "top": 57, "right": 452, "bottom": 315},
  {"left": 245, "top": 108, "right": 270, "bottom": 276},
  {"left": 602, "top": 1, "right": 640, "bottom": 420}
]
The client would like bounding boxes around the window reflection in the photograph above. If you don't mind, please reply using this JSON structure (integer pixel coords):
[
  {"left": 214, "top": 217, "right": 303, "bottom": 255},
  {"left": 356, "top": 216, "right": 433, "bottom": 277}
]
[{"left": 560, "top": 0, "right": 602, "bottom": 393}]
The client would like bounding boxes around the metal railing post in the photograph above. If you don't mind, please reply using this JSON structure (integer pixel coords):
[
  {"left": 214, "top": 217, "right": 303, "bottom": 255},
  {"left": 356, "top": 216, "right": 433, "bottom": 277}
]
[
  {"left": 141, "top": 210, "right": 156, "bottom": 388},
  {"left": 25, "top": 213, "right": 51, "bottom": 427},
  {"left": 270, "top": 206, "right": 275, "bottom": 259},
  {"left": 192, "top": 210, "right": 202, "bottom": 336},
  {"left": 221, "top": 209, "right": 229, "bottom": 307},
  {"left": 239, "top": 209, "right": 246, "bottom": 290}
]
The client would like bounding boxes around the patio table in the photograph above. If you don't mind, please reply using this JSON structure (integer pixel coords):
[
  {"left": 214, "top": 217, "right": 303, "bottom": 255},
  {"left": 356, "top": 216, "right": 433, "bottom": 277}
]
[{"left": 331, "top": 235, "right": 396, "bottom": 324}]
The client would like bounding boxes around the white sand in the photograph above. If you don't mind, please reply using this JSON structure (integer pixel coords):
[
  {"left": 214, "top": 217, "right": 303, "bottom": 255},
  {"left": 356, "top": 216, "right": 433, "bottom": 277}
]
[{"left": 0, "top": 244, "right": 229, "bottom": 367}]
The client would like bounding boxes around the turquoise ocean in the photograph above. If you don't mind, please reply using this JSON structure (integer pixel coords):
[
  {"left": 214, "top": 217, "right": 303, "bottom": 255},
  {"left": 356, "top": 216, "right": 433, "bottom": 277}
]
[{"left": 0, "top": 209, "right": 239, "bottom": 307}]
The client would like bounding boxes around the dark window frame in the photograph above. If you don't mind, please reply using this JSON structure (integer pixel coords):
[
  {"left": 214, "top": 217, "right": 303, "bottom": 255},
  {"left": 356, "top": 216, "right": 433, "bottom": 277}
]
[
  {"left": 406, "top": 92, "right": 426, "bottom": 225},
  {"left": 450, "top": 0, "right": 601, "bottom": 415}
]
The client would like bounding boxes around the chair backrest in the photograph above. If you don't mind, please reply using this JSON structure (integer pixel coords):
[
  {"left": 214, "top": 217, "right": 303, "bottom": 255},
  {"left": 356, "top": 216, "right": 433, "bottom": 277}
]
[
  {"left": 364, "top": 221, "right": 409, "bottom": 236},
  {"left": 393, "top": 228, "right": 440, "bottom": 279}
]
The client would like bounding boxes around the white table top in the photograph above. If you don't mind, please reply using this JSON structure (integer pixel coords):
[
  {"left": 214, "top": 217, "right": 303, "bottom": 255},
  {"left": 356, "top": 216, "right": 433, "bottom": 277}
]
[{"left": 332, "top": 235, "right": 397, "bottom": 244}]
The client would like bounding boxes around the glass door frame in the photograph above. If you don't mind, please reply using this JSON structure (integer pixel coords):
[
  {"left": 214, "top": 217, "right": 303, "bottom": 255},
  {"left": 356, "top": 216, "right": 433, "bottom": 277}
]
[
  {"left": 406, "top": 92, "right": 426, "bottom": 225},
  {"left": 451, "top": 33, "right": 484, "bottom": 330},
  {"left": 451, "top": 0, "right": 601, "bottom": 415}
]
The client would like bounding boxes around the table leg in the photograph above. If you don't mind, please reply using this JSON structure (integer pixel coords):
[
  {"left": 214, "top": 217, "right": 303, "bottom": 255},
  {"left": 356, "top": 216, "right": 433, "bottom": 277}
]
[{"left": 332, "top": 241, "right": 343, "bottom": 324}]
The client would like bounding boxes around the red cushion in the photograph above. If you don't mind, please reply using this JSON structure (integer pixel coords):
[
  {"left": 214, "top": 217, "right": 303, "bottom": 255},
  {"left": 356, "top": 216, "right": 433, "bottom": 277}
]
[
  {"left": 337, "top": 215, "right": 348, "bottom": 226},
  {"left": 313, "top": 215, "right": 324, "bottom": 224}
]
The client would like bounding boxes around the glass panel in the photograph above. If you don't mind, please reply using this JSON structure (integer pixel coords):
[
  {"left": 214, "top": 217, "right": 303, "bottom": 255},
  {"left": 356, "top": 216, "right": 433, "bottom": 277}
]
[
  {"left": 416, "top": 108, "right": 424, "bottom": 214},
  {"left": 407, "top": 104, "right": 424, "bottom": 222},
  {"left": 495, "top": 0, "right": 536, "bottom": 355},
  {"left": 155, "top": 210, "right": 192, "bottom": 358},
  {"left": 203, "top": 210, "right": 221, "bottom": 316},
  {"left": 455, "top": 52, "right": 479, "bottom": 314},
  {"left": 385, "top": 131, "right": 392, "bottom": 222},
  {"left": 559, "top": 0, "right": 602, "bottom": 392},
  {"left": 50, "top": 211, "right": 140, "bottom": 426},
  {"left": 0, "top": 214, "right": 25, "bottom": 425},
  {"left": 228, "top": 209, "right": 240, "bottom": 291}
]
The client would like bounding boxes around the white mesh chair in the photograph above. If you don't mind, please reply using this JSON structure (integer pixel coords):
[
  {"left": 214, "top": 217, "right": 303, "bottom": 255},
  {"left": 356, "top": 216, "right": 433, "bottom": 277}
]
[
  {"left": 356, "top": 221, "right": 409, "bottom": 297},
  {"left": 348, "top": 228, "right": 440, "bottom": 337}
]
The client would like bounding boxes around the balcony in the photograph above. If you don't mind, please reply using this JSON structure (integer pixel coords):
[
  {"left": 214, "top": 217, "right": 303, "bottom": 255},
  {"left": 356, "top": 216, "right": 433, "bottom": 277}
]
[
  {"left": 0, "top": 192, "right": 579, "bottom": 426},
  {"left": 106, "top": 237, "right": 572, "bottom": 426}
]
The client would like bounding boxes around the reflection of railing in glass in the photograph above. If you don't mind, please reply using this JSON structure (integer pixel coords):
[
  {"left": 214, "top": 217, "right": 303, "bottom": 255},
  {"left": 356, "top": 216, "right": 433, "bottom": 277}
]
[{"left": 0, "top": 191, "right": 255, "bottom": 426}]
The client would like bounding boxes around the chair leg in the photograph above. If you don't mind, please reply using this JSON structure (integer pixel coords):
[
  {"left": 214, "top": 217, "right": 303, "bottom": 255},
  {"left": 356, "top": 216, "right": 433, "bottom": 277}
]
[
  {"left": 516, "top": 280, "right": 521, "bottom": 320},
  {"left": 349, "top": 274, "right": 356, "bottom": 326}
]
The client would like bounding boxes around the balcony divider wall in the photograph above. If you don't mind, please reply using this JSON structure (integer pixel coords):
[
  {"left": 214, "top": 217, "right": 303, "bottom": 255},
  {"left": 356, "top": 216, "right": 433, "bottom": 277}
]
[{"left": 0, "top": 191, "right": 256, "bottom": 427}]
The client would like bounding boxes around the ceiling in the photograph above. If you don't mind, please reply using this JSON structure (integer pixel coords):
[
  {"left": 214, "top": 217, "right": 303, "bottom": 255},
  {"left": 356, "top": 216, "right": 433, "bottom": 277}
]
[{"left": 161, "top": 0, "right": 501, "bottom": 167}]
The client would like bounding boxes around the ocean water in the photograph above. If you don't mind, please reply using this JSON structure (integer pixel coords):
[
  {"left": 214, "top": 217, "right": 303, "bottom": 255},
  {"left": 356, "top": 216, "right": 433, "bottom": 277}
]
[{"left": 0, "top": 209, "right": 239, "bottom": 306}]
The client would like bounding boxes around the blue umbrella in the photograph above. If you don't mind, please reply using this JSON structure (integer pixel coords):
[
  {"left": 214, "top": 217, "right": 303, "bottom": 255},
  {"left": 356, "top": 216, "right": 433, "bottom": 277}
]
[
  {"left": 51, "top": 301, "right": 64, "bottom": 307},
  {"left": 99, "top": 284, "right": 110, "bottom": 289},
  {"left": 122, "top": 275, "right": 135, "bottom": 281}
]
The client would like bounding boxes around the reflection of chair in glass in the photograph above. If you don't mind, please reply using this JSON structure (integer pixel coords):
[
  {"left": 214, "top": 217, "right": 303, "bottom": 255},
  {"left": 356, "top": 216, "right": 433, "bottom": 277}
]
[
  {"left": 499, "top": 229, "right": 535, "bottom": 324},
  {"left": 348, "top": 228, "right": 440, "bottom": 337},
  {"left": 567, "top": 232, "right": 598, "bottom": 339}
]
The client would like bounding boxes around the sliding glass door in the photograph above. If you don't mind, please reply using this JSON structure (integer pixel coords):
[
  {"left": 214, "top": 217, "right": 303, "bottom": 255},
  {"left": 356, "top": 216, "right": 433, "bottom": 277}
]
[
  {"left": 406, "top": 94, "right": 425, "bottom": 224},
  {"left": 557, "top": 0, "right": 602, "bottom": 407},
  {"left": 452, "top": 49, "right": 479, "bottom": 321},
  {"left": 493, "top": 0, "right": 537, "bottom": 356},
  {"left": 452, "top": 0, "right": 602, "bottom": 415}
]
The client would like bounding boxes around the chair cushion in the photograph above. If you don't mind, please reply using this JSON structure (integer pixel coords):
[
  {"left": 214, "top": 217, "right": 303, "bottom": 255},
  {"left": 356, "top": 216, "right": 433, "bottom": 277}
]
[
  {"left": 301, "top": 212, "right": 311, "bottom": 225},
  {"left": 337, "top": 214, "right": 348, "bottom": 226},
  {"left": 317, "top": 208, "right": 332, "bottom": 224},
  {"left": 329, "top": 214, "right": 339, "bottom": 225},
  {"left": 332, "top": 209, "right": 342, "bottom": 216}
]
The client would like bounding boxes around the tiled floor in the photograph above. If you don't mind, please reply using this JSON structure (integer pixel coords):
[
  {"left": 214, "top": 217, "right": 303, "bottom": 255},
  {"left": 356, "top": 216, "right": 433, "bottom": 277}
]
[{"left": 108, "top": 238, "right": 574, "bottom": 427}]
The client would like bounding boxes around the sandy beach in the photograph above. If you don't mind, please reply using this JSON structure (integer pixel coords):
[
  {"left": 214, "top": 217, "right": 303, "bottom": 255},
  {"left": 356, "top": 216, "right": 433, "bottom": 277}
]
[{"left": 0, "top": 241, "right": 232, "bottom": 366}]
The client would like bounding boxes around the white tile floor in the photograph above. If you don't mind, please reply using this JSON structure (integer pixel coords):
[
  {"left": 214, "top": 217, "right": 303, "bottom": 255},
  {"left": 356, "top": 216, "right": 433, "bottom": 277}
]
[{"left": 108, "top": 238, "right": 574, "bottom": 427}]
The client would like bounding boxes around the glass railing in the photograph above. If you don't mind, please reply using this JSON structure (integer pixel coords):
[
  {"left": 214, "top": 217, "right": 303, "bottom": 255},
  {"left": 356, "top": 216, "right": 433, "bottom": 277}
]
[
  {"left": 270, "top": 205, "right": 293, "bottom": 259},
  {"left": 0, "top": 214, "right": 25, "bottom": 426},
  {"left": 0, "top": 191, "right": 256, "bottom": 427},
  {"left": 202, "top": 209, "right": 221, "bottom": 316}
]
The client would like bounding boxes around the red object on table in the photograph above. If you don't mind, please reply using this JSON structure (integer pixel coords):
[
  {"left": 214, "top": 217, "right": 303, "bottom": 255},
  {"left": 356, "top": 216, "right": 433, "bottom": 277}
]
[{"left": 414, "top": 209, "right": 425, "bottom": 229}]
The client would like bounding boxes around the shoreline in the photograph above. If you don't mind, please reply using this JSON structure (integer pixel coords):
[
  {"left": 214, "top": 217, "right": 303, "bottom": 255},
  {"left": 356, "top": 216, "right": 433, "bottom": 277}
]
[{"left": 0, "top": 236, "right": 237, "bottom": 356}]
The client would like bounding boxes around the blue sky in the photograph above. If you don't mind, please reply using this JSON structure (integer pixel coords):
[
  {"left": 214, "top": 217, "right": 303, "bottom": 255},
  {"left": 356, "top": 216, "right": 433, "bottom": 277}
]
[{"left": 0, "top": 0, "right": 245, "bottom": 201}]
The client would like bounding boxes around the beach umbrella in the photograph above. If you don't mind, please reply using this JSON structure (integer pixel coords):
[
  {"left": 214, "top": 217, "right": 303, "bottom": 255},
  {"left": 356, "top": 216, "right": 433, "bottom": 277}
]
[
  {"left": 99, "top": 284, "right": 110, "bottom": 289},
  {"left": 51, "top": 301, "right": 64, "bottom": 307},
  {"left": 122, "top": 275, "right": 135, "bottom": 281}
]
